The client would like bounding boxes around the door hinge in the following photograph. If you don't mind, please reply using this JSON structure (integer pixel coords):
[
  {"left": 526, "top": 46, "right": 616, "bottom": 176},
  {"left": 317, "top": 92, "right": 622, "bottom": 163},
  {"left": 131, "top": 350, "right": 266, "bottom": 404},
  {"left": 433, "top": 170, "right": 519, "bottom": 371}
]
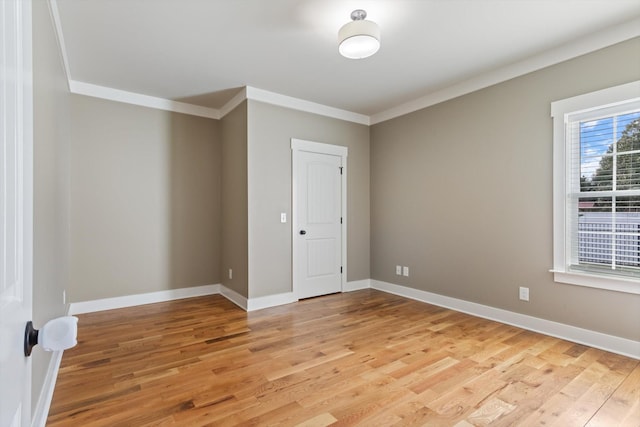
[
  {"left": 339, "top": 166, "right": 343, "bottom": 175},
  {"left": 340, "top": 217, "right": 343, "bottom": 224},
  {"left": 340, "top": 266, "right": 343, "bottom": 274}
]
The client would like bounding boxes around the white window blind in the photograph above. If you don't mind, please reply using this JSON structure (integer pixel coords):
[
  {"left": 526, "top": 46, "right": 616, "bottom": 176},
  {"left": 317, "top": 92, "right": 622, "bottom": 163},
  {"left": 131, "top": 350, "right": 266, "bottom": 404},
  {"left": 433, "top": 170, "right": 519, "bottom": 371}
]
[{"left": 566, "top": 101, "right": 640, "bottom": 279}]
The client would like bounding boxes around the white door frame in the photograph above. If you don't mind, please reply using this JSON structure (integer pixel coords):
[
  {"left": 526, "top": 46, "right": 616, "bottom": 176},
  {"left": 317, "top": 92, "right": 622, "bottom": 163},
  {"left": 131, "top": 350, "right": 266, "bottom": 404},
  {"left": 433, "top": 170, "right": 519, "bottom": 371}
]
[
  {"left": 291, "top": 139, "right": 347, "bottom": 299},
  {"left": 1, "top": 0, "right": 34, "bottom": 425}
]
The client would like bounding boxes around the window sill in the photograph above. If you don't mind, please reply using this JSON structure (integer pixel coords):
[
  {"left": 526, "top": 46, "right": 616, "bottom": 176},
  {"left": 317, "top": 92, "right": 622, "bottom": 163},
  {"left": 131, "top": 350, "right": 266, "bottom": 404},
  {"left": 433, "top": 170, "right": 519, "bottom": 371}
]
[{"left": 550, "top": 270, "right": 640, "bottom": 295}]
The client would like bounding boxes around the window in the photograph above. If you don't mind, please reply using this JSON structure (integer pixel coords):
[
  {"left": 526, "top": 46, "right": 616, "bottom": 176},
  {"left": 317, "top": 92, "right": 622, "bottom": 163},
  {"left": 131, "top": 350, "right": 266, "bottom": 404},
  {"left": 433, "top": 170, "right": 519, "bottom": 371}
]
[{"left": 552, "top": 81, "right": 640, "bottom": 294}]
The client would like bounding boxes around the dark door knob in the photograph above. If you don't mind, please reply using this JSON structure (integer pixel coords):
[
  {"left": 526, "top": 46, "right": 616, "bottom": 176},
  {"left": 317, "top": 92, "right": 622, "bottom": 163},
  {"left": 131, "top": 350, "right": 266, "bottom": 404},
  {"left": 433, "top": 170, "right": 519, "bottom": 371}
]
[{"left": 299, "top": 230, "right": 306, "bottom": 235}]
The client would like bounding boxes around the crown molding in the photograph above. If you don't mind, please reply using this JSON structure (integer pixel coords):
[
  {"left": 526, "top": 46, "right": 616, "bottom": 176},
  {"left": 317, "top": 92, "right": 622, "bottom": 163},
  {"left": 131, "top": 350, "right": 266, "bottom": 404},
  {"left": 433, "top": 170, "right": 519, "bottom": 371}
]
[
  {"left": 66, "top": 80, "right": 371, "bottom": 124},
  {"left": 69, "top": 81, "right": 221, "bottom": 119},
  {"left": 48, "top": 0, "right": 71, "bottom": 91},
  {"left": 50, "top": 0, "right": 638, "bottom": 126},
  {"left": 243, "top": 86, "right": 370, "bottom": 125},
  {"left": 219, "top": 87, "right": 248, "bottom": 118},
  {"left": 370, "top": 17, "right": 640, "bottom": 125},
  {"left": 48, "top": 0, "right": 366, "bottom": 124}
]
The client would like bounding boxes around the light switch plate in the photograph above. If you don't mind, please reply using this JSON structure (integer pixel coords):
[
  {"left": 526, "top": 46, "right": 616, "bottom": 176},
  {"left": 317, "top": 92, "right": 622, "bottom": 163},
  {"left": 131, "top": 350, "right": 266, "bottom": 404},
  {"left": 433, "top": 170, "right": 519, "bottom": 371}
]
[{"left": 280, "top": 213, "right": 287, "bottom": 223}]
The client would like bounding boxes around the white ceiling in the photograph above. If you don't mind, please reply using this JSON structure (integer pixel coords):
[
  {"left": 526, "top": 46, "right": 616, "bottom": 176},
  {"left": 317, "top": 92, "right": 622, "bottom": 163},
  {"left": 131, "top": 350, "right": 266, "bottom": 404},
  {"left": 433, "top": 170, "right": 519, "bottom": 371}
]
[{"left": 55, "top": 0, "right": 640, "bottom": 120}]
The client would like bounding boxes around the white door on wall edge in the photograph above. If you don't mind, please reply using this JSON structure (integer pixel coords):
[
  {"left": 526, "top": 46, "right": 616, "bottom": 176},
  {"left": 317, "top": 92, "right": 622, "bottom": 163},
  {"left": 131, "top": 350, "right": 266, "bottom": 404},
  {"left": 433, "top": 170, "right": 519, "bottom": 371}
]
[
  {"left": 292, "top": 139, "right": 347, "bottom": 300},
  {"left": 1, "top": 0, "right": 33, "bottom": 426}
]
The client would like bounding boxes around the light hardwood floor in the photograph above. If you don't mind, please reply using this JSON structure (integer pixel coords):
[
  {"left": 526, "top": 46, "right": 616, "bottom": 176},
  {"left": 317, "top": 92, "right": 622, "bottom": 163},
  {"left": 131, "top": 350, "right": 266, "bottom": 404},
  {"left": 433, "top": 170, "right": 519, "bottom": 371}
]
[{"left": 47, "top": 290, "right": 639, "bottom": 426}]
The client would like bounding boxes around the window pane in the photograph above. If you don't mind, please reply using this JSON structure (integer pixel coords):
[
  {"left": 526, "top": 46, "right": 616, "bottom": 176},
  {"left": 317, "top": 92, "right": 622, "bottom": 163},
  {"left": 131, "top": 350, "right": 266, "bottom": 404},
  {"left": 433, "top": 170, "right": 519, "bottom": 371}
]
[
  {"left": 615, "top": 220, "right": 640, "bottom": 267},
  {"left": 580, "top": 118, "right": 612, "bottom": 192},
  {"left": 616, "top": 114, "right": 640, "bottom": 154},
  {"left": 578, "top": 199, "right": 613, "bottom": 266},
  {"left": 616, "top": 152, "right": 640, "bottom": 190},
  {"left": 617, "top": 195, "right": 640, "bottom": 212},
  {"left": 580, "top": 115, "right": 640, "bottom": 193},
  {"left": 577, "top": 196, "right": 640, "bottom": 270}
]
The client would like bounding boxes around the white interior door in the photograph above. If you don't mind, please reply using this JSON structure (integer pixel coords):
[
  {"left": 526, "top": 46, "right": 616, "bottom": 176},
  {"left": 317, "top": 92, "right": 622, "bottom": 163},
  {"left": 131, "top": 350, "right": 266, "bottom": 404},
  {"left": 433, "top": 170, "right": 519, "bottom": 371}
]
[
  {"left": 1, "top": 0, "right": 33, "bottom": 426},
  {"left": 292, "top": 140, "right": 347, "bottom": 299}
]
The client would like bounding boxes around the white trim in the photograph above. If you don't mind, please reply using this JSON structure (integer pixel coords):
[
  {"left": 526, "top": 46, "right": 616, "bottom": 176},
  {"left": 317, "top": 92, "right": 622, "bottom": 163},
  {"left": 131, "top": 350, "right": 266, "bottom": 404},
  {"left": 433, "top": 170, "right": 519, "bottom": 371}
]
[
  {"left": 65, "top": 81, "right": 370, "bottom": 124},
  {"left": 246, "top": 86, "right": 370, "bottom": 125},
  {"left": 31, "top": 299, "right": 71, "bottom": 427},
  {"left": 30, "top": 350, "right": 63, "bottom": 427},
  {"left": 291, "top": 139, "right": 348, "bottom": 300},
  {"left": 552, "top": 270, "right": 640, "bottom": 295},
  {"left": 64, "top": 284, "right": 308, "bottom": 315},
  {"left": 551, "top": 81, "right": 640, "bottom": 293},
  {"left": 58, "top": 279, "right": 640, "bottom": 359},
  {"left": 47, "top": 0, "right": 71, "bottom": 91},
  {"left": 551, "top": 81, "right": 640, "bottom": 116},
  {"left": 291, "top": 139, "right": 349, "bottom": 157},
  {"left": 371, "top": 18, "right": 640, "bottom": 125},
  {"left": 247, "top": 292, "right": 297, "bottom": 312},
  {"left": 69, "top": 81, "right": 221, "bottom": 119},
  {"left": 68, "top": 284, "right": 220, "bottom": 315},
  {"left": 27, "top": 278, "right": 639, "bottom": 426},
  {"left": 65, "top": 282, "right": 300, "bottom": 315},
  {"left": 5, "top": 1, "right": 36, "bottom": 424},
  {"left": 344, "top": 279, "right": 371, "bottom": 292},
  {"left": 219, "top": 285, "right": 248, "bottom": 311},
  {"left": 219, "top": 87, "right": 248, "bottom": 118},
  {"left": 45, "top": 9, "right": 639, "bottom": 127},
  {"left": 371, "top": 280, "right": 640, "bottom": 360}
]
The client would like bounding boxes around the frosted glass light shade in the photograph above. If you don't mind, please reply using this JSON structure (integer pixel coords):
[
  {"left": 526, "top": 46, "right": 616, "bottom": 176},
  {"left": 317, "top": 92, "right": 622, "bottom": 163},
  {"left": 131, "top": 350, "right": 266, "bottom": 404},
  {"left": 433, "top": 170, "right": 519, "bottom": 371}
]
[{"left": 338, "top": 19, "right": 380, "bottom": 59}]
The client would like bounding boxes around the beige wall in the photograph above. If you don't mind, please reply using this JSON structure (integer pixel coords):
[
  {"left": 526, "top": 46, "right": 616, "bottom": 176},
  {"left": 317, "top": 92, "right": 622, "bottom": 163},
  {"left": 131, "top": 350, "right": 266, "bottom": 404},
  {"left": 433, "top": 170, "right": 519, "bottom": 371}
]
[
  {"left": 247, "top": 101, "right": 370, "bottom": 298},
  {"left": 371, "top": 37, "right": 640, "bottom": 341},
  {"left": 221, "top": 101, "right": 249, "bottom": 297},
  {"left": 69, "top": 95, "right": 221, "bottom": 301},
  {"left": 32, "top": 0, "right": 72, "bottom": 412},
  {"left": 35, "top": 11, "right": 636, "bottom": 357}
]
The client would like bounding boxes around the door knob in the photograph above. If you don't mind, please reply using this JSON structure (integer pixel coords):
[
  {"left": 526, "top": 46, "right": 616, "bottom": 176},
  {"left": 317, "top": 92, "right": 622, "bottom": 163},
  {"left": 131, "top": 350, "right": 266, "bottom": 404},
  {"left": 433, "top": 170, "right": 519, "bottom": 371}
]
[{"left": 299, "top": 230, "right": 306, "bottom": 235}]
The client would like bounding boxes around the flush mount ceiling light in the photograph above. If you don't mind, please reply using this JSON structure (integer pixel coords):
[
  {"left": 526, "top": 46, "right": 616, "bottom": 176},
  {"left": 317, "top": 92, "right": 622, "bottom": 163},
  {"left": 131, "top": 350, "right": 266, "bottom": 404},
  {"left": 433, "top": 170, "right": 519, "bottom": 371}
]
[{"left": 338, "top": 9, "right": 380, "bottom": 59}]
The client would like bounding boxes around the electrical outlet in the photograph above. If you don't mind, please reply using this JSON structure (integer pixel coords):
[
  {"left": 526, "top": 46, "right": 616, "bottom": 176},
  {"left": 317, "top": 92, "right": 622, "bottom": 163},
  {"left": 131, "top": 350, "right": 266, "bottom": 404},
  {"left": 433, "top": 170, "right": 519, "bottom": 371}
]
[
  {"left": 403, "top": 266, "right": 409, "bottom": 277},
  {"left": 280, "top": 212, "right": 287, "bottom": 223},
  {"left": 229, "top": 269, "right": 233, "bottom": 280},
  {"left": 396, "top": 265, "right": 402, "bottom": 275},
  {"left": 519, "top": 286, "right": 529, "bottom": 301}
]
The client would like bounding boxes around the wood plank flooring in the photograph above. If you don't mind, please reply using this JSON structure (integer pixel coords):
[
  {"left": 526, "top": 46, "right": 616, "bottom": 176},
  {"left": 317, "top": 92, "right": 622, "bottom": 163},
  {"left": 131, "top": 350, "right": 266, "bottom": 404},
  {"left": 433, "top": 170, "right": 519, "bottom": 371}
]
[{"left": 47, "top": 290, "right": 640, "bottom": 426}]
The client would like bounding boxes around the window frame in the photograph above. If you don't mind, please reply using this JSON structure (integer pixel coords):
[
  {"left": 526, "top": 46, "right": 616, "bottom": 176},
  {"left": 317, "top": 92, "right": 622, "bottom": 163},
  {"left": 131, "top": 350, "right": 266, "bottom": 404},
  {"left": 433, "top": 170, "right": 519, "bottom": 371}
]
[{"left": 551, "top": 80, "right": 640, "bottom": 295}]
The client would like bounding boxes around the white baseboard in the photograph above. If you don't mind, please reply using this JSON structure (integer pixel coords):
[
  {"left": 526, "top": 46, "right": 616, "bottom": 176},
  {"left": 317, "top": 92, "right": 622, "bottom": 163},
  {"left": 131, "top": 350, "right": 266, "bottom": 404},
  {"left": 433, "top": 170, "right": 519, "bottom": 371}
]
[
  {"left": 68, "top": 284, "right": 221, "bottom": 315},
  {"left": 66, "top": 283, "right": 298, "bottom": 315},
  {"left": 66, "top": 280, "right": 371, "bottom": 316},
  {"left": 65, "top": 279, "right": 640, "bottom": 358},
  {"left": 219, "top": 285, "right": 248, "bottom": 310},
  {"left": 244, "top": 279, "right": 375, "bottom": 310},
  {"left": 39, "top": 278, "right": 639, "bottom": 427},
  {"left": 31, "top": 350, "right": 63, "bottom": 427},
  {"left": 371, "top": 280, "right": 640, "bottom": 360},
  {"left": 247, "top": 292, "right": 297, "bottom": 311},
  {"left": 344, "top": 279, "right": 371, "bottom": 292}
]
